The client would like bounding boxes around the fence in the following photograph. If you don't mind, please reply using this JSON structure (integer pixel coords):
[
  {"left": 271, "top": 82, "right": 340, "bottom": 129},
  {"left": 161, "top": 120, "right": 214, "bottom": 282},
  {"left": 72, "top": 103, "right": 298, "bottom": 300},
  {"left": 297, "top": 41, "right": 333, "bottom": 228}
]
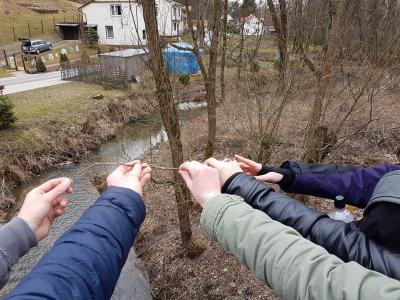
[
  {"left": 1, "top": 14, "right": 83, "bottom": 46},
  {"left": 61, "top": 61, "right": 131, "bottom": 87}
]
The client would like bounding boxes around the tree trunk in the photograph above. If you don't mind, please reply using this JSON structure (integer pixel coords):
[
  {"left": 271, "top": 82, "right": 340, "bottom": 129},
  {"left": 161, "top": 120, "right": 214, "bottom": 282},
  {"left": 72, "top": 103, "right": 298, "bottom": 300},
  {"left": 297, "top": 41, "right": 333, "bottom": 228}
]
[
  {"left": 220, "top": 0, "right": 229, "bottom": 102},
  {"left": 266, "top": 0, "right": 288, "bottom": 93},
  {"left": 302, "top": 0, "right": 346, "bottom": 163},
  {"left": 141, "top": 0, "right": 200, "bottom": 256},
  {"left": 237, "top": 20, "right": 245, "bottom": 80},
  {"left": 204, "top": 0, "right": 222, "bottom": 159}
]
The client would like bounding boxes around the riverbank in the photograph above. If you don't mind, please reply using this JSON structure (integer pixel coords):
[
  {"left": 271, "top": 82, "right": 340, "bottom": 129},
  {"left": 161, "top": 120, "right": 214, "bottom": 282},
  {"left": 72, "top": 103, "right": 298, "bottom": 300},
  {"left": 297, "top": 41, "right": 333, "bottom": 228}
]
[{"left": 0, "top": 82, "right": 157, "bottom": 221}]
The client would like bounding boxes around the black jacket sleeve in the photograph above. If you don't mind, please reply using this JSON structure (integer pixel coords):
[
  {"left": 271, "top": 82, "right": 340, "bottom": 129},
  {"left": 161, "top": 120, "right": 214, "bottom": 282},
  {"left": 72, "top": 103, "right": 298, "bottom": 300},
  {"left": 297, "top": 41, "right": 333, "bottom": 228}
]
[{"left": 224, "top": 173, "right": 400, "bottom": 279}]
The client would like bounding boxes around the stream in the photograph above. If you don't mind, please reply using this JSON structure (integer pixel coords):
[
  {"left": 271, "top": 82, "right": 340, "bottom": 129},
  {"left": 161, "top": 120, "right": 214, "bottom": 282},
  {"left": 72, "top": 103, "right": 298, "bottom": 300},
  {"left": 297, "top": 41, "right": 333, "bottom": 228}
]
[{"left": 1, "top": 122, "right": 169, "bottom": 299}]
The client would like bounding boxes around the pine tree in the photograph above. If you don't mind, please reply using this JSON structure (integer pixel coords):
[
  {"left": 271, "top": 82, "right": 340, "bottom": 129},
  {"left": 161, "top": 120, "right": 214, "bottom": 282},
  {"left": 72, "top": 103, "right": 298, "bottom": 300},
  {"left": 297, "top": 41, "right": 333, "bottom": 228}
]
[
  {"left": 0, "top": 96, "right": 17, "bottom": 129},
  {"left": 87, "top": 27, "right": 99, "bottom": 48},
  {"left": 60, "top": 53, "right": 70, "bottom": 63},
  {"left": 36, "top": 57, "right": 47, "bottom": 73}
]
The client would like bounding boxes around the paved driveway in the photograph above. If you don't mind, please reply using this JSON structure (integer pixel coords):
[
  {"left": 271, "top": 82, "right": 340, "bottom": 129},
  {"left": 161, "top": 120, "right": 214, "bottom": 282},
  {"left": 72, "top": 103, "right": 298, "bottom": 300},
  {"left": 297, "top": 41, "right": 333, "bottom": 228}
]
[{"left": 1, "top": 70, "right": 69, "bottom": 95}]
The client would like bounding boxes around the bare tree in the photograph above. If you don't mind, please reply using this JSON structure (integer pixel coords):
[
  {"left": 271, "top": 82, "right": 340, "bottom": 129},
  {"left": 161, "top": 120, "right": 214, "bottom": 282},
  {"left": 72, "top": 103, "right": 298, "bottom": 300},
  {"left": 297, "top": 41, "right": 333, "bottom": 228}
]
[
  {"left": 184, "top": 0, "right": 222, "bottom": 159},
  {"left": 141, "top": 0, "right": 200, "bottom": 256},
  {"left": 220, "top": 0, "right": 229, "bottom": 102}
]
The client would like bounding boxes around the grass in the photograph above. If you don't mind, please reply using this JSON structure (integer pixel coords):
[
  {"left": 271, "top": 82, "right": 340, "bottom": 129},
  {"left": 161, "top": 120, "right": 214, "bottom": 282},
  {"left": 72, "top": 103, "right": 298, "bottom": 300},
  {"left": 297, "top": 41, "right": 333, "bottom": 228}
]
[
  {"left": 8, "top": 82, "right": 126, "bottom": 128},
  {"left": 0, "top": 0, "right": 80, "bottom": 47},
  {"left": 0, "top": 66, "right": 13, "bottom": 78}
]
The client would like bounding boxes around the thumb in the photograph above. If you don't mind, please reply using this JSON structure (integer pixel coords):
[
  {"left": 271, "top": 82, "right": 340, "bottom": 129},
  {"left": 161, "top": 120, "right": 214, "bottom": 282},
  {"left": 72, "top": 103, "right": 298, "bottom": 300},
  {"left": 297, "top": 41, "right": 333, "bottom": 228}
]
[
  {"left": 129, "top": 163, "right": 143, "bottom": 179},
  {"left": 204, "top": 158, "right": 220, "bottom": 169},
  {"left": 44, "top": 179, "right": 72, "bottom": 202}
]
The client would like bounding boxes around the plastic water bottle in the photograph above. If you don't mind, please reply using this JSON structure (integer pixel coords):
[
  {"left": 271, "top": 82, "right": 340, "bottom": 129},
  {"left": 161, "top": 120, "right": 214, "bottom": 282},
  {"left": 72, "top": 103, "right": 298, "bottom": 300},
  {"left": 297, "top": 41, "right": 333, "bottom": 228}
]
[{"left": 328, "top": 195, "right": 355, "bottom": 223}]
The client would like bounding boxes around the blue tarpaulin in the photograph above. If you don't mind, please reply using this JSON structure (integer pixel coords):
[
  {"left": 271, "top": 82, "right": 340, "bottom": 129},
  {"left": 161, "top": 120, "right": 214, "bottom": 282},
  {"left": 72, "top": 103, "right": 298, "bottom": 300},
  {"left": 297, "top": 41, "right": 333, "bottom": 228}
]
[{"left": 162, "top": 42, "right": 203, "bottom": 75}]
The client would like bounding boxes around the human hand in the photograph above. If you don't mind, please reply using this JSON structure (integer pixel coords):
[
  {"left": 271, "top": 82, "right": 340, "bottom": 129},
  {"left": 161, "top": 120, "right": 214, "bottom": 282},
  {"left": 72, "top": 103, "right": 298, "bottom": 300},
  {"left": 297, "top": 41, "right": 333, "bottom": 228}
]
[
  {"left": 18, "top": 178, "right": 72, "bottom": 241},
  {"left": 254, "top": 172, "right": 283, "bottom": 183},
  {"left": 106, "top": 160, "right": 152, "bottom": 196},
  {"left": 204, "top": 158, "right": 242, "bottom": 186},
  {"left": 235, "top": 154, "right": 283, "bottom": 183},
  {"left": 179, "top": 161, "right": 221, "bottom": 207},
  {"left": 235, "top": 154, "right": 262, "bottom": 176}
]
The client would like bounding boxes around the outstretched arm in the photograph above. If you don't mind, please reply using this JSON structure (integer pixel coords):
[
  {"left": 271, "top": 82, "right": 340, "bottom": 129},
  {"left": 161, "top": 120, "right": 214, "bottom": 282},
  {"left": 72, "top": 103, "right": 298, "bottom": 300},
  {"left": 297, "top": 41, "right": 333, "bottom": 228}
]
[
  {"left": 5, "top": 162, "right": 151, "bottom": 299},
  {"left": 204, "top": 159, "right": 400, "bottom": 279},
  {"left": 201, "top": 194, "right": 400, "bottom": 300}
]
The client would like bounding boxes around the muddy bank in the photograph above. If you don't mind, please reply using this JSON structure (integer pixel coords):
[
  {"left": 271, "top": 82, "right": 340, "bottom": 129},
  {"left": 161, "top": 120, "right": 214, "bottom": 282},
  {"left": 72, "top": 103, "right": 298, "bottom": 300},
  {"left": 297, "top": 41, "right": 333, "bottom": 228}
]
[{"left": 0, "top": 91, "right": 159, "bottom": 222}]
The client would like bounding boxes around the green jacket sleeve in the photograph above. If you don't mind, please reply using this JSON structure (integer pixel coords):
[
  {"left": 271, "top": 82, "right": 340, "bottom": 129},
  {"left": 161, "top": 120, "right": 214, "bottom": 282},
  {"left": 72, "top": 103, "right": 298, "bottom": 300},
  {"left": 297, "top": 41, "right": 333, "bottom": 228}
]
[{"left": 200, "top": 194, "right": 400, "bottom": 300}]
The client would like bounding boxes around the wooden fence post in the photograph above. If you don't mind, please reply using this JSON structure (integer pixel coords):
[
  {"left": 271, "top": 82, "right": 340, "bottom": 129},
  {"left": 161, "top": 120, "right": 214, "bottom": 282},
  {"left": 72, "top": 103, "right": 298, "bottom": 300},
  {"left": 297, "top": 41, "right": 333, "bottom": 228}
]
[
  {"left": 12, "top": 27, "right": 16, "bottom": 41},
  {"left": 28, "top": 22, "right": 31, "bottom": 37},
  {"left": 13, "top": 54, "right": 18, "bottom": 71},
  {"left": 21, "top": 55, "right": 27, "bottom": 72},
  {"left": 53, "top": 17, "right": 56, "bottom": 30},
  {"left": 3, "top": 50, "right": 8, "bottom": 67},
  {"left": 41, "top": 20, "right": 44, "bottom": 33}
]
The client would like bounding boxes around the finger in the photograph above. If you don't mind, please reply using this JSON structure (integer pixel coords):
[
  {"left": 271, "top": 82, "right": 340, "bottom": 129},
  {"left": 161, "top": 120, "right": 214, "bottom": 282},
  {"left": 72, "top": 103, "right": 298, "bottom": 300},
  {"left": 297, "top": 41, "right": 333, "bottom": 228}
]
[
  {"left": 51, "top": 195, "right": 66, "bottom": 207},
  {"left": 139, "top": 173, "right": 151, "bottom": 187},
  {"left": 128, "top": 163, "right": 143, "bottom": 179},
  {"left": 255, "top": 172, "right": 283, "bottom": 183},
  {"left": 125, "top": 160, "right": 141, "bottom": 167},
  {"left": 179, "top": 161, "right": 197, "bottom": 174},
  {"left": 178, "top": 170, "right": 192, "bottom": 187},
  {"left": 35, "top": 178, "right": 70, "bottom": 194},
  {"left": 45, "top": 179, "right": 73, "bottom": 202},
  {"left": 204, "top": 158, "right": 220, "bottom": 168},
  {"left": 235, "top": 155, "right": 258, "bottom": 167}
]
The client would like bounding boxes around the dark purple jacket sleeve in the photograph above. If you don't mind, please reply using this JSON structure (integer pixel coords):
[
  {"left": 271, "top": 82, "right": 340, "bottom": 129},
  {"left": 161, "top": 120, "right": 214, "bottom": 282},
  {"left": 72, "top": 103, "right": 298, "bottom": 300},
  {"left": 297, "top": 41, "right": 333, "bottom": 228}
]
[{"left": 281, "top": 161, "right": 400, "bottom": 208}]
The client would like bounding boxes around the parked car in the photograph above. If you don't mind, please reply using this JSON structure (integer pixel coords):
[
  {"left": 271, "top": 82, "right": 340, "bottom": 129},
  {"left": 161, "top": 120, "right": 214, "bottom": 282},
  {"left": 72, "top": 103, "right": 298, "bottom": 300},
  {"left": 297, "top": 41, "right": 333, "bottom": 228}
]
[{"left": 21, "top": 39, "right": 52, "bottom": 54}]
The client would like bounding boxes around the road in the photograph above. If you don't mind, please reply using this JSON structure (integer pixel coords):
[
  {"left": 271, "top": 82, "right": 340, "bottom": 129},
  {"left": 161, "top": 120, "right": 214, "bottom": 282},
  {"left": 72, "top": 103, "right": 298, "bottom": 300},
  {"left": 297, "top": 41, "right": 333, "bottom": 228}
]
[{"left": 1, "top": 70, "right": 69, "bottom": 95}]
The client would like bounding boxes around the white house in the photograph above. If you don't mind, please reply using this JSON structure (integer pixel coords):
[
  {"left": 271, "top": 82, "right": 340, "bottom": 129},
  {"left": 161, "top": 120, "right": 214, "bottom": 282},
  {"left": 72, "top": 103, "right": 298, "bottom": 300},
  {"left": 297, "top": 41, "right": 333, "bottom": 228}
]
[
  {"left": 79, "top": 0, "right": 184, "bottom": 46},
  {"left": 240, "top": 13, "right": 266, "bottom": 36}
]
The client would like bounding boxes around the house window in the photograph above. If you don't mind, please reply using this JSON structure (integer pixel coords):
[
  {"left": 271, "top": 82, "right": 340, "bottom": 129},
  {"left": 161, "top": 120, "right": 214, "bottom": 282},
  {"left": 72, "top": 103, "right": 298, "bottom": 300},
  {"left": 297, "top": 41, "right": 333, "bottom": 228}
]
[
  {"left": 256, "top": 21, "right": 260, "bottom": 25},
  {"left": 173, "top": 7, "right": 177, "bottom": 18},
  {"left": 106, "top": 26, "right": 114, "bottom": 39},
  {"left": 178, "top": 8, "right": 181, "bottom": 17},
  {"left": 142, "top": 30, "right": 146, "bottom": 40},
  {"left": 245, "top": 29, "right": 249, "bottom": 33},
  {"left": 110, "top": 5, "right": 122, "bottom": 16},
  {"left": 173, "top": 22, "right": 177, "bottom": 32}
]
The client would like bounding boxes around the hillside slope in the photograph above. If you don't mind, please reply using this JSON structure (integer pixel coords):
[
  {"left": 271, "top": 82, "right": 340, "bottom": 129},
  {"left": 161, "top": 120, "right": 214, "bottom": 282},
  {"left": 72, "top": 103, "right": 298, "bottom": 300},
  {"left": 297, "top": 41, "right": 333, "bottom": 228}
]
[{"left": 0, "top": 0, "right": 81, "bottom": 47}]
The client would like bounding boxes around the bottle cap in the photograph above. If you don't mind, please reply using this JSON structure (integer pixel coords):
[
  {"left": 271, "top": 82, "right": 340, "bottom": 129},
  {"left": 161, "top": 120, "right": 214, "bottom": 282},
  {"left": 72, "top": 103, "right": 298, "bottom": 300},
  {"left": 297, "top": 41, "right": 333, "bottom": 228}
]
[{"left": 334, "top": 195, "right": 346, "bottom": 209}]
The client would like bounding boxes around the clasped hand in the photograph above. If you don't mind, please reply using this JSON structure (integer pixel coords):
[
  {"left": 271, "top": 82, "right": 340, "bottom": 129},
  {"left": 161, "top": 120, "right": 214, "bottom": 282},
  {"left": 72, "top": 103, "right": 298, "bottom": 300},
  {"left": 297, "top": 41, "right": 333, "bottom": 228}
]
[{"left": 18, "top": 161, "right": 151, "bottom": 242}]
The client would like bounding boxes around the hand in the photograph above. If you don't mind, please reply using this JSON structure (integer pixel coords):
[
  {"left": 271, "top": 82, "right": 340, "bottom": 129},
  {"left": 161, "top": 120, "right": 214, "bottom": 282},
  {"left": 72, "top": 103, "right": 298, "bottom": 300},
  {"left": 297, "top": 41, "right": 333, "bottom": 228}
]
[
  {"left": 18, "top": 178, "right": 72, "bottom": 241},
  {"left": 204, "top": 158, "right": 242, "bottom": 186},
  {"left": 235, "top": 154, "right": 262, "bottom": 176},
  {"left": 179, "top": 161, "right": 221, "bottom": 207},
  {"left": 255, "top": 172, "right": 283, "bottom": 183},
  {"left": 106, "top": 160, "right": 152, "bottom": 196}
]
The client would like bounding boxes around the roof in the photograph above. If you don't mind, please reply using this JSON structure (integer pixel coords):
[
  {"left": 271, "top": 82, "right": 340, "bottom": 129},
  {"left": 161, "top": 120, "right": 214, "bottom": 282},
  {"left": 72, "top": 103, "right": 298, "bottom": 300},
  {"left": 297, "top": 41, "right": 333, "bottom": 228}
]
[
  {"left": 79, "top": 0, "right": 183, "bottom": 10},
  {"left": 55, "top": 23, "right": 80, "bottom": 27},
  {"left": 240, "top": 13, "right": 267, "bottom": 24},
  {"left": 99, "top": 48, "right": 148, "bottom": 58}
]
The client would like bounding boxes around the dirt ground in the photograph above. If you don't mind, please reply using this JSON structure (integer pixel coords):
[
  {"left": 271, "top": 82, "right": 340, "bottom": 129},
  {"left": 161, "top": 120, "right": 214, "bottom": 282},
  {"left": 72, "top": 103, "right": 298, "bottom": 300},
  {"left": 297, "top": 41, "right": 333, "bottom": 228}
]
[{"left": 134, "top": 76, "right": 400, "bottom": 299}]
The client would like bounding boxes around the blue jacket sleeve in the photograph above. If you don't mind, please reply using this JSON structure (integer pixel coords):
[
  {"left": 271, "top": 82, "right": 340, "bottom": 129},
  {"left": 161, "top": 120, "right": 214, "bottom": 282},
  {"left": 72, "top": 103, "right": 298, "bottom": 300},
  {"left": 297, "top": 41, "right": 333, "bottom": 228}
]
[
  {"left": 4, "top": 186, "right": 146, "bottom": 300},
  {"left": 281, "top": 161, "right": 400, "bottom": 208}
]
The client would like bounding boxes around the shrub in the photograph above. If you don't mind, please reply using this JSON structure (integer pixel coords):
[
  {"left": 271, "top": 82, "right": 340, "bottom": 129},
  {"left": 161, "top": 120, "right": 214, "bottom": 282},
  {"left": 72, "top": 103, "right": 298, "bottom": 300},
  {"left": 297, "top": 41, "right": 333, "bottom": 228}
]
[
  {"left": 0, "top": 96, "right": 17, "bottom": 129},
  {"left": 81, "top": 50, "right": 90, "bottom": 64},
  {"left": 178, "top": 74, "right": 190, "bottom": 85},
  {"left": 250, "top": 61, "right": 260, "bottom": 73},
  {"left": 87, "top": 27, "right": 99, "bottom": 48},
  {"left": 60, "top": 53, "right": 70, "bottom": 63},
  {"left": 36, "top": 57, "right": 46, "bottom": 73}
]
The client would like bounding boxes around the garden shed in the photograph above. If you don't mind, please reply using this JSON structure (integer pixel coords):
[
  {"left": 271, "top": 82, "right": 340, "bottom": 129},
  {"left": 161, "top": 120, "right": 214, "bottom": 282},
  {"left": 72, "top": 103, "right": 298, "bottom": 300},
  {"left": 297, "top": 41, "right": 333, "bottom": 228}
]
[
  {"left": 55, "top": 23, "right": 81, "bottom": 40},
  {"left": 162, "top": 42, "right": 203, "bottom": 75},
  {"left": 98, "top": 49, "right": 149, "bottom": 82}
]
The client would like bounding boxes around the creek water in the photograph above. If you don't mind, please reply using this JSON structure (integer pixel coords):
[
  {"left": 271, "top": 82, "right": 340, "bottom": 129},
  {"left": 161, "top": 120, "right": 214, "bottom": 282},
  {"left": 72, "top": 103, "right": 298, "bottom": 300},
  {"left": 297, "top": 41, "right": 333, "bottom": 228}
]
[{"left": 2, "top": 122, "right": 169, "bottom": 299}]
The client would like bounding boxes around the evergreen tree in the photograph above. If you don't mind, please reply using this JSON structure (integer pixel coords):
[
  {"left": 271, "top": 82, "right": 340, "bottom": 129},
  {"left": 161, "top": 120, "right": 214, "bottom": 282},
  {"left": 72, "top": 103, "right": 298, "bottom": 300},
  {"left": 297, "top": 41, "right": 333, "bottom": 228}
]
[
  {"left": 0, "top": 96, "right": 16, "bottom": 129},
  {"left": 36, "top": 57, "right": 47, "bottom": 73},
  {"left": 60, "top": 53, "right": 70, "bottom": 63},
  {"left": 241, "top": 0, "right": 257, "bottom": 16},
  {"left": 87, "top": 27, "right": 99, "bottom": 48}
]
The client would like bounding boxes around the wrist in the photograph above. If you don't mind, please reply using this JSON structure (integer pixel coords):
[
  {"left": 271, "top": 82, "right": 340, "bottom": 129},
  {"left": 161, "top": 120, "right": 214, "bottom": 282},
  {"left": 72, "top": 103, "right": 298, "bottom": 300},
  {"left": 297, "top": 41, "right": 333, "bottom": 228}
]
[
  {"left": 17, "top": 215, "right": 40, "bottom": 241},
  {"left": 200, "top": 192, "right": 221, "bottom": 207}
]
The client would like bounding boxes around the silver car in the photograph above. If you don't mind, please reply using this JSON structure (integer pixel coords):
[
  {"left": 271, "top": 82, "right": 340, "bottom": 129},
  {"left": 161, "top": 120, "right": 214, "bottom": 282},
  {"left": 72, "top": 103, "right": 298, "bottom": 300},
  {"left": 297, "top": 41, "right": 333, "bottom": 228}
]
[{"left": 21, "top": 39, "right": 52, "bottom": 54}]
